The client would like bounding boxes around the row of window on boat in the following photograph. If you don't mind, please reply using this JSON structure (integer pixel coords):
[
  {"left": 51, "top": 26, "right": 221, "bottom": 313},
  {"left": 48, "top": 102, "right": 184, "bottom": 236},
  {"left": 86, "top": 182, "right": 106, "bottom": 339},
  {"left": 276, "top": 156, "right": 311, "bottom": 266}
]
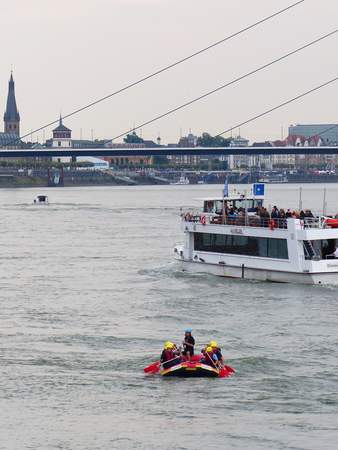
[
  {"left": 194, "top": 231, "right": 338, "bottom": 261},
  {"left": 160, "top": 329, "right": 224, "bottom": 370}
]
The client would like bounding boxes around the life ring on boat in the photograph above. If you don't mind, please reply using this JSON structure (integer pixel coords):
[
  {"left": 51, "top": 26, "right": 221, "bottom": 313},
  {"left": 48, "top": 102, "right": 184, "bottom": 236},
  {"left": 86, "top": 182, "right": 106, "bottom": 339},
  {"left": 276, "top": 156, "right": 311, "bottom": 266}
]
[
  {"left": 269, "top": 219, "right": 275, "bottom": 230},
  {"left": 324, "top": 218, "right": 338, "bottom": 228},
  {"left": 200, "top": 215, "right": 207, "bottom": 225}
]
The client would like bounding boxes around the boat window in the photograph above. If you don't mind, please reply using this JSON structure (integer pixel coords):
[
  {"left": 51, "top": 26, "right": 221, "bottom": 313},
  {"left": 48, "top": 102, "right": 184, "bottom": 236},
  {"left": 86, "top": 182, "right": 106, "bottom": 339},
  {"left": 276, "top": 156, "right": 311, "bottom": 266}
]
[
  {"left": 234, "top": 199, "right": 251, "bottom": 210},
  {"left": 194, "top": 233, "right": 289, "bottom": 259},
  {"left": 203, "top": 200, "right": 224, "bottom": 214},
  {"left": 236, "top": 199, "right": 263, "bottom": 212},
  {"left": 204, "top": 201, "right": 215, "bottom": 213},
  {"left": 215, "top": 200, "right": 223, "bottom": 214},
  {"left": 304, "top": 239, "right": 337, "bottom": 260}
]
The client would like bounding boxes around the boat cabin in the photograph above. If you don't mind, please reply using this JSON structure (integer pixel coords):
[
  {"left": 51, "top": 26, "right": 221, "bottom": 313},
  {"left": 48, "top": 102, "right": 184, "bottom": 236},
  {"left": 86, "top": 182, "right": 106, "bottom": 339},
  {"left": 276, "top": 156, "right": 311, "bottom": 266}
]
[
  {"left": 34, "top": 195, "right": 49, "bottom": 204},
  {"left": 201, "top": 196, "right": 264, "bottom": 215}
]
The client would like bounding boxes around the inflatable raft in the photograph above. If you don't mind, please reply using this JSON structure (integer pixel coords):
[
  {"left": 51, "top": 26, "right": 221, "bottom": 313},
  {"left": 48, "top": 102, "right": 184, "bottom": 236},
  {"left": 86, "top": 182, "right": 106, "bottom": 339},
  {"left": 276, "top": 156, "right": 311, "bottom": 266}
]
[
  {"left": 161, "top": 361, "right": 221, "bottom": 377},
  {"left": 144, "top": 355, "right": 235, "bottom": 378}
]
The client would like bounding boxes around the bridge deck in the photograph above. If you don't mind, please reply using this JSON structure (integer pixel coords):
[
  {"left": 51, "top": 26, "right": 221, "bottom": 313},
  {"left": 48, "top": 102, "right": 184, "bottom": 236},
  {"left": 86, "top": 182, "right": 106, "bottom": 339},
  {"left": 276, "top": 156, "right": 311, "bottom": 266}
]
[{"left": 0, "top": 146, "right": 338, "bottom": 158}]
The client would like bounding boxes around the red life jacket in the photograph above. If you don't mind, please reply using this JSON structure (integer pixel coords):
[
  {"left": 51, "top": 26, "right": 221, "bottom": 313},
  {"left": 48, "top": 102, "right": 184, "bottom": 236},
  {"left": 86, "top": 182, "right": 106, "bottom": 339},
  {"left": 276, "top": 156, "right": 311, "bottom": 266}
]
[{"left": 163, "top": 349, "right": 175, "bottom": 362}]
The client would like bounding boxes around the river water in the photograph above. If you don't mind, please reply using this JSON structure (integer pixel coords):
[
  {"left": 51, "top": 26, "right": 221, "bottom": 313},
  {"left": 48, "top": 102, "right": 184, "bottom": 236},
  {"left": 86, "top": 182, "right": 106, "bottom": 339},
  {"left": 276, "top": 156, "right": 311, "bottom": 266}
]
[{"left": 0, "top": 184, "right": 337, "bottom": 450}]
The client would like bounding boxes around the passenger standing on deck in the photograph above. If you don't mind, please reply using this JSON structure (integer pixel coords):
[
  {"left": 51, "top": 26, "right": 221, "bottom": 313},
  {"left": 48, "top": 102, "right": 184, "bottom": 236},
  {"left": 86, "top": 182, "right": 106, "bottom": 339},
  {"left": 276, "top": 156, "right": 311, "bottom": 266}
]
[
  {"left": 271, "top": 206, "right": 280, "bottom": 220},
  {"left": 182, "top": 329, "right": 195, "bottom": 361}
]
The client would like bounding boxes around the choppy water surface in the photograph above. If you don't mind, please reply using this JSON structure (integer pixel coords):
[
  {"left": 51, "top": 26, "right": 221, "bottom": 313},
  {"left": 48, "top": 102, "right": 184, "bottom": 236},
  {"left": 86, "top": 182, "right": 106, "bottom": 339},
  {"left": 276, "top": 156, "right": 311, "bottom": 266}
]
[{"left": 0, "top": 184, "right": 338, "bottom": 450}]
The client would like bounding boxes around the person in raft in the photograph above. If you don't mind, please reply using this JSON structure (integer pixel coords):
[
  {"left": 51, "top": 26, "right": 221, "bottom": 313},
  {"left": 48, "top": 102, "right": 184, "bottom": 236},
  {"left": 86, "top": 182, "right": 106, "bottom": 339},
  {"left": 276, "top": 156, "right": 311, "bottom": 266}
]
[
  {"left": 182, "top": 328, "right": 195, "bottom": 361},
  {"left": 209, "top": 341, "right": 224, "bottom": 366},
  {"left": 202, "top": 346, "right": 219, "bottom": 367},
  {"left": 160, "top": 341, "right": 181, "bottom": 369}
]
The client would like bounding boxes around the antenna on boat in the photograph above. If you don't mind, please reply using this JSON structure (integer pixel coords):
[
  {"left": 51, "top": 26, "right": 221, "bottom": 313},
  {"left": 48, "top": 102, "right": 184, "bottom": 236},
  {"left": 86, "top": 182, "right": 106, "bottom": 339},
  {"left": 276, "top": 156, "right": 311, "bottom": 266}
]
[
  {"left": 222, "top": 176, "right": 229, "bottom": 223},
  {"left": 323, "top": 188, "right": 327, "bottom": 216},
  {"left": 298, "top": 187, "right": 303, "bottom": 211}
]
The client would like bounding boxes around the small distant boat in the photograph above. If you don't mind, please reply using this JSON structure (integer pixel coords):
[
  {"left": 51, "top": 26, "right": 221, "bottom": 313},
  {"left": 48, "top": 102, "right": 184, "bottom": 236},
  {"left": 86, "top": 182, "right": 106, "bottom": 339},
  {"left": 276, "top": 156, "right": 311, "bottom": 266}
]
[
  {"left": 259, "top": 175, "right": 288, "bottom": 183},
  {"left": 171, "top": 175, "right": 190, "bottom": 185},
  {"left": 33, "top": 195, "right": 49, "bottom": 205}
]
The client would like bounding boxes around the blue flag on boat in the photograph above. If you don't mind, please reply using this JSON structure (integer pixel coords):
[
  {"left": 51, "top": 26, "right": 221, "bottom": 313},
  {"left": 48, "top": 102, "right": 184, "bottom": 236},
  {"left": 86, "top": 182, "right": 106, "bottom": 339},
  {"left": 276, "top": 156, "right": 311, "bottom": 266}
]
[
  {"left": 253, "top": 183, "right": 265, "bottom": 196},
  {"left": 223, "top": 179, "right": 229, "bottom": 197}
]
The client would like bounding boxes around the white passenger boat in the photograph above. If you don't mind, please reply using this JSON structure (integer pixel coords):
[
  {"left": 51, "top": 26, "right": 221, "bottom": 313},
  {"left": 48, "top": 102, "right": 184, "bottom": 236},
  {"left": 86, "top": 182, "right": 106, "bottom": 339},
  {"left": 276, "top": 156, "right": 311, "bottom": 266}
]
[
  {"left": 174, "top": 186, "right": 338, "bottom": 285},
  {"left": 171, "top": 175, "right": 190, "bottom": 185},
  {"left": 33, "top": 195, "right": 49, "bottom": 205}
]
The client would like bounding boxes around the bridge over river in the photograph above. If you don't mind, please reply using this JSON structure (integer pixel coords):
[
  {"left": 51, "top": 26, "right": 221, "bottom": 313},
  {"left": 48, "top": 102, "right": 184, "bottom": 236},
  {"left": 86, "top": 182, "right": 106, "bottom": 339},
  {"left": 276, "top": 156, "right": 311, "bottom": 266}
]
[{"left": 1, "top": 146, "right": 338, "bottom": 158}]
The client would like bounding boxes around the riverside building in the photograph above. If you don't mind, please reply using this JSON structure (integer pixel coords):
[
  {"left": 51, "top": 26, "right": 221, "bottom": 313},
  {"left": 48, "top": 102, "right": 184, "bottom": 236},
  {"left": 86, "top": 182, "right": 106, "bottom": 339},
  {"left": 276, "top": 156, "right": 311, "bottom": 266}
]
[
  {"left": 289, "top": 124, "right": 338, "bottom": 145},
  {"left": 288, "top": 124, "right": 338, "bottom": 167},
  {"left": 0, "top": 72, "right": 22, "bottom": 149},
  {"left": 50, "top": 117, "right": 73, "bottom": 163}
]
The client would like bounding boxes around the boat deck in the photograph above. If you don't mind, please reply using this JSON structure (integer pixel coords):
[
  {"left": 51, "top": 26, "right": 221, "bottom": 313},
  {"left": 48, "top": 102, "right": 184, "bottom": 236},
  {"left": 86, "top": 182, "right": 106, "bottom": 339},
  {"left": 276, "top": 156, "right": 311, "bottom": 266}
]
[{"left": 182, "top": 213, "right": 324, "bottom": 230}]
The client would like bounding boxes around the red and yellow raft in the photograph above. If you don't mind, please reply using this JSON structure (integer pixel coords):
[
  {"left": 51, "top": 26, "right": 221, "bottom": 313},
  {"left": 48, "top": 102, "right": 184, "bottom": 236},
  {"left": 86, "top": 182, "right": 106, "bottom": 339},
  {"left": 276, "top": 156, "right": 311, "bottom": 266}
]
[
  {"left": 160, "top": 360, "right": 221, "bottom": 377},
  {"left": 144, "top": 355, "right": 235, "bottom": 378},
  {"left": 158, "top": 355, "right": 234, "bottom": 378}
]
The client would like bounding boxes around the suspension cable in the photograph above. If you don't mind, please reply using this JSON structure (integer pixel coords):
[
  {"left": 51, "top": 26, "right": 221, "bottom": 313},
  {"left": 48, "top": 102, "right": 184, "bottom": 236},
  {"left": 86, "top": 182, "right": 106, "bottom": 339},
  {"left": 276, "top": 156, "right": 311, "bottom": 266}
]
[
  {"left": 214, "top": 77, "right": 338, "bottom": 138},
  {"left": 5, "top": 0, "right": 305, "bottom": 147},
  {"left": 105, "top": 30, "right": 337, "bottom": 143}
]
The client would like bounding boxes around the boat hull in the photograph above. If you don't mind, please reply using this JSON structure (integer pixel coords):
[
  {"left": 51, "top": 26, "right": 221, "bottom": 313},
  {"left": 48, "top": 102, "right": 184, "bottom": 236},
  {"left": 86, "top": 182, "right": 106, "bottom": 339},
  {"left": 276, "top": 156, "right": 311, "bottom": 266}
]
[
  {"left": 160, "top": 362, "right": 219, "bottom": 377},
  {"left": 175, "top": 258, "right": 338, "bottom": 285}
]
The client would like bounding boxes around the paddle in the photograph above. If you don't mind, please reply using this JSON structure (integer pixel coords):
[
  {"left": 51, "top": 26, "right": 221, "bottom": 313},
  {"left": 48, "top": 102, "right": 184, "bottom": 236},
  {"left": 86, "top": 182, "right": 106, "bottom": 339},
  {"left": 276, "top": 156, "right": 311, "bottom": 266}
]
[
  {"left": 224, "top": 364, "right": 235, "bottom": 373},
  {"left": 144, "top": 353, "right": 183, "bottom": 374},
  {"left": 204, "top": 351, "right": 221, "bottom": 373},
  {"left": 144, "top": 361, "right": 160, "bottom": 374},
  {"left": 218, "top": 364, "right": 235, "bottom": 378},
  {"left": 203, "top": 351, "right": 235, "bottom": 377}
]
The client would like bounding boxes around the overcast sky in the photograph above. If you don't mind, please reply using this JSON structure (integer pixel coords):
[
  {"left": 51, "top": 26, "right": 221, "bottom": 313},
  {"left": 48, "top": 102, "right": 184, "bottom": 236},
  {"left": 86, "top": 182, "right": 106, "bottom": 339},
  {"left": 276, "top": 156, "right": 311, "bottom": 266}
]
[{"left": 1, "top": 0, "right": 337, "bottom": 144}]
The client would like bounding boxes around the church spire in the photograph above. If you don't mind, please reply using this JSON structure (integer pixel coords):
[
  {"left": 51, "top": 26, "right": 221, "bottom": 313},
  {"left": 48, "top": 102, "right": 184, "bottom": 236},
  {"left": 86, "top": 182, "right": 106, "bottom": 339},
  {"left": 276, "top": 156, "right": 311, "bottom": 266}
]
[{"left": 4, "top": 72, "right": 20, "bottom": 135}]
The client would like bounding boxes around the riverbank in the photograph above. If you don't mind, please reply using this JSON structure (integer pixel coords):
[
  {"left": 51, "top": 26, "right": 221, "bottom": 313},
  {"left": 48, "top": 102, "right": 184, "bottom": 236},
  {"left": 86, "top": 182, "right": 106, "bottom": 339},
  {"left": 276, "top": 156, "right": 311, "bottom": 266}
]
[
  {"left": 0, "top": 172, "right": 169, "bottom": 188},
  {"left": 2, "top": 168, "right": 338, "bottom": 188}
]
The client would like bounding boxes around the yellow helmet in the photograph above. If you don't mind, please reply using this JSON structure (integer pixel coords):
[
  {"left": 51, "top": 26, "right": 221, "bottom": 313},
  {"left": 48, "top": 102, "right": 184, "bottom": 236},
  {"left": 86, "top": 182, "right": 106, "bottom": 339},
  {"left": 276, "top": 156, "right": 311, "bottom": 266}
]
[
  {"left": 165, "top": 341, "right": 174, "bottom": 349},
  {"left": 206, "top": 346, "right": 213, "bottom": 353},
  {"left": 210, "top": 341, "right": 218, "bottom": 348}
]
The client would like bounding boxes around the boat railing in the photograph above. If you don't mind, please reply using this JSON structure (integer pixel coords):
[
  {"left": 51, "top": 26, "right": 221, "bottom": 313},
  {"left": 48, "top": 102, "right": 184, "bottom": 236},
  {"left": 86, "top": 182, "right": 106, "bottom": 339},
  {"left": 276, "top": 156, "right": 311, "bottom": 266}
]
[
  {"left": 301, "top": 217, "right": 321, "bottom": 229},
  {"left": 182, "top": 212, "right": 288, "bottom": 229},
  {"left": 182, "top": 213, "right": 327, "bottom": 230}
]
